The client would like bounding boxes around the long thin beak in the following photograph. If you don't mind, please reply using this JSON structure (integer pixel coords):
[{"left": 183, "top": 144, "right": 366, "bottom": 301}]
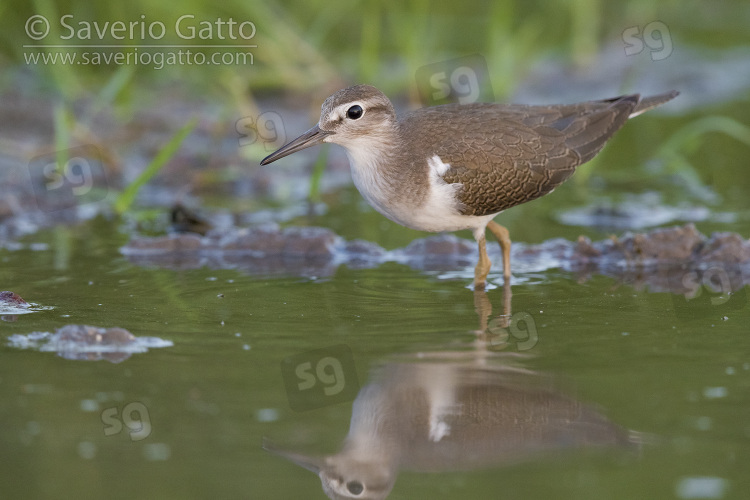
[
  {"left": 260, "top": 124, "right": 332, "bottom": 165},
  {"left": 263, "top": 438, "right": 324, "bottom": 475}
]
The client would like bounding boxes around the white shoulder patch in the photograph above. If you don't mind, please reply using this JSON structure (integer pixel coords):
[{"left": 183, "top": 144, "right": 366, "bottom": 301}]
[{"left": 427, "top": 155, "right": 451, "bottom": 177}]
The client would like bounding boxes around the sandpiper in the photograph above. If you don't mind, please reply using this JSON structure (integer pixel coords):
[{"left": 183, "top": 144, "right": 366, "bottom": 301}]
[
  {"left": 266, "top": 356, "right": 634, "bottom": 500},
  {"left": 261, "top": 85, "right": 678, "bottom": 289}
]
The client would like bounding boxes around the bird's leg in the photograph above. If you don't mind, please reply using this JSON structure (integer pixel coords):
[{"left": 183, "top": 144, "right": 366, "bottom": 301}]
[
  {"left": 474, "top": 288, "right": 492, "bottom": 333},
  {"left": 500, "top": 278, "right": 512, "bottom": 328},
  {"left": 473, "top": 231, "right": 492, "bottom": 291},
  {"left": 487, "top": 220, "right": 511, "bottom": 280}
]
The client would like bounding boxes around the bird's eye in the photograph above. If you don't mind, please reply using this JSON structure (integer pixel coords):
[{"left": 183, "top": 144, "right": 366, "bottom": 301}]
[
  {"left": 346, "top": 105, "right": 364, "bottom": 120},
  {"left": 346, "top": 481, "right": 364, "bottom": 495}
]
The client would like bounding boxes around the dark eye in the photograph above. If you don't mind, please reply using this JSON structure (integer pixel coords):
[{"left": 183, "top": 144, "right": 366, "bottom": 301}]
[
  {"left": 346, "top": 481, "right": 364, "bottom": 495},
  {"left": 346, "top": 105, "right": 363, "bottom": 120}
]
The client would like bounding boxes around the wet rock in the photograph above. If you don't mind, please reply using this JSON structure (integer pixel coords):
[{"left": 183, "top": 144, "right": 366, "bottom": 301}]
[
  {"left": 343, "top": 239, "right": 387, "bottom": 259},
  {"left": 343, "top": 239, "right": 388, "bottom": 269},
  {"left": 562, "top": 224, "right": 750, "bottom": 294},
  {"left": 565, "top": 224, "right": 745, "bottom": 267},
  {"left": 220, "top": 225, "right": 339, "bottom": 257},
  {"left": 698, "top": 232, "right": 750, "bottom": 263},
  {"left": 613, "top": 224, "right": 704, "bottom": 262},
  {"left": 121, "top": 223, "right": 750, "bottom": 293},
  {"left": 516, "top": 237, "right": 573, "bottom": 261},
  {"left": 0, "top": 291, "right": 28, "bottom": 307},
  {"left": 0, "top": 291, "right": 50, "bottom": 322},
  {"left": 7, "top": 325, "right": 173, "bottom": 363},
  {"left": 0, "top": 290, "right": 28, "bottom": 322},
  {"left": 55, "top": 324, "right": 136, "bottom": 346},
  {"left": 574, "top": 236, "right": 601, "bottom": 258},
  {"left": 394, "top": 234, "right": 476, "bottom": 270},
  {"left": 122, "top": 223, "right": 345, "bottom": 276}
]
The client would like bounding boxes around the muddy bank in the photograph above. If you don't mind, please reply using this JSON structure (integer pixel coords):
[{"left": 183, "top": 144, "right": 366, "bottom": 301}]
[
  {"left": 0, "top": 80, "right": 351, "bottom": 246},
  {"left": 121, "top": 223, "right": 750, "bottom": 293}
]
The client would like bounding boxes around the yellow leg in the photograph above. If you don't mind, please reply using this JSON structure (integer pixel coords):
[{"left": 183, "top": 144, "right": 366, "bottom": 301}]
[
  {"left": 487, "top": 220, "right": 511, "bottom": 280},
  {"left": 474, "top": 288, "right": 492, "bottom": 333},
  {"left": 474, "top": 233, "right": 491, "bottom": 291}
]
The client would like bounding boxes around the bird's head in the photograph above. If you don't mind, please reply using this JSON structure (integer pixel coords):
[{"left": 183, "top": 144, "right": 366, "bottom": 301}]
[{"left": 260, "top": 85, "right": 397, "bottom": 165}]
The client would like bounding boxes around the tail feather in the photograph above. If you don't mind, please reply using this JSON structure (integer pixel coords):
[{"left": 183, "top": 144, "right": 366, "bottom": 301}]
[
  {"left": 565, "top": 94, "right": 639, "bottom": 163},
  {"left": 562, "top": 91, "right": 678, "bottom": 163},
  {"left": 630, "top": 90, "right": 680, "bottom": 117}
]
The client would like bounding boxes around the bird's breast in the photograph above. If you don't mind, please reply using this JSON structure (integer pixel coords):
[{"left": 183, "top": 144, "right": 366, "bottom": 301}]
[
  {"left": 345, "top": 149, "right": 416, "bottom": 227},
  {"left": 346, "top": 150, "right": 497, "bottom": 233}
]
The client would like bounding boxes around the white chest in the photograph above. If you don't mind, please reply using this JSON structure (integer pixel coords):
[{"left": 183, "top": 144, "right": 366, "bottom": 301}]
[{"left": 345, "top": 151, "right": 497, "bottom": 233}]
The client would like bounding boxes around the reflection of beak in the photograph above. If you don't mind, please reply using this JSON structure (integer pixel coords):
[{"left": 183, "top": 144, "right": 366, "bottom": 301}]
[
  {"left": 263, "top": 438, "right": 324, "bottom": 475},
  {"left": 260, "top": 124, "right": 332, "bottom": 165}
]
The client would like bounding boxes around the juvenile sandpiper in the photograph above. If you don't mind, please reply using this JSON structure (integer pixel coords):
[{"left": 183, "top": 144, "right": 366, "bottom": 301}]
[{"left": 261, "top": 85, "right": 678, "bottom": 289}]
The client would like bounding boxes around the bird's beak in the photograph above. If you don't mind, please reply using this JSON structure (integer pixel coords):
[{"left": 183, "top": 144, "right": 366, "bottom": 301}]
[
  {"left": 263, "top": 439, "right": 324, "bottom": 475},
  {"left": 260, "top": 124, "right": 332, "bottom": 165}
]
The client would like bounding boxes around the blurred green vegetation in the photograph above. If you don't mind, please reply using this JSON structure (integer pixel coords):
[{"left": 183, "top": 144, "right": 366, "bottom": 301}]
[
  {"left": 2, "top": 0, "right": 749, "bottom": 102},
  {"left": 1, "top": 0, "right": 749, "bottom": 219}
]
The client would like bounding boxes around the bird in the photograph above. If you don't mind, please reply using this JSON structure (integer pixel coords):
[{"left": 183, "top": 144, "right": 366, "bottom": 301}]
[
  {"left": 261, "top": 85, "right": 678, "bottom": 289},
  {"left": 265, "top": 356, "right": 637, "bottom": 500}
]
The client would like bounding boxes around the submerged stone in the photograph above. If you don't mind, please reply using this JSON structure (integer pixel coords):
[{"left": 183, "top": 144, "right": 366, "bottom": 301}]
[
  {"left": 55, "top": 324, "right": 137, "bottom": 346},
  {"left": 7, "top": 325, "right": 173, "bottom": 363}
]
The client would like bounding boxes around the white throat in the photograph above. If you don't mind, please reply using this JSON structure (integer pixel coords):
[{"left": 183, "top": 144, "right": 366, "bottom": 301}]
[{"left": 344, "top": 142, "right": 401, "bottom": 222}]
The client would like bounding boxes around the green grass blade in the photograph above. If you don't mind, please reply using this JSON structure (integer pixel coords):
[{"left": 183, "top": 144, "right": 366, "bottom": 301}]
[
  {"left": 308, "top": 147, "right": 328, "bottom": 203},
  {"left": 113, "top": 117, "right": 198, "bottom": 215},
  {"left": 86, "top": 66, "right": 136, "bottom": 121}
]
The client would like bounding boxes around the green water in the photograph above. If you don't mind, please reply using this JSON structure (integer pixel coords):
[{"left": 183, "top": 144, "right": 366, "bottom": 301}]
[{"left": 1, "top": 194, "right": 749, "bottom": 499}]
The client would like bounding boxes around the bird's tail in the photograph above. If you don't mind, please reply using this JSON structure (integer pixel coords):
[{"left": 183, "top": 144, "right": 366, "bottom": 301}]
[{"left": 630, "top": 90, "right": 680, "bottom": 118}]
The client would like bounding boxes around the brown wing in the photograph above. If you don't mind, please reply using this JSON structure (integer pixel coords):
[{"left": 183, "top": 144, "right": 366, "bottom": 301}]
[{"left": 400, "top": 95, "right": 641, "bottom": 216}]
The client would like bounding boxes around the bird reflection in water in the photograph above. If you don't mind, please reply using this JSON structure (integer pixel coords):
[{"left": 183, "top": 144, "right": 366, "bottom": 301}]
[{"left": 266, "top": 288, "right": 641, "bottom": 500}]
